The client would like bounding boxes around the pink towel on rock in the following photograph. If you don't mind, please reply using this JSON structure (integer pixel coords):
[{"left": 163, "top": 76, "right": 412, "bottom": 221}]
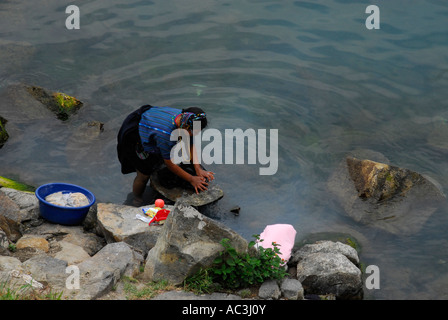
[{"left": 258, "top": 224, "right": 297, "bottom": 265}]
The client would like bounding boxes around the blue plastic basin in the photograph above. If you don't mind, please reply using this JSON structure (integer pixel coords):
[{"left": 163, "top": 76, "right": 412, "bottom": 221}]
[{"left": 35, "top": 183, "right": 96, "bottom": 225}]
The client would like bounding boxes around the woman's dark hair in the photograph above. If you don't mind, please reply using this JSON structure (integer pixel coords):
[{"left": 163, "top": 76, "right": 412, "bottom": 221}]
[{"left": 182, "top": 107, "right": 208, "bottom": 129}]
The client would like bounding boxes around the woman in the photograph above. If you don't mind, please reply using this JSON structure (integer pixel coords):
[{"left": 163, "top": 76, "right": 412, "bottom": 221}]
[{"left": 117, "top": 105, "right": 214, "bottom": 205}]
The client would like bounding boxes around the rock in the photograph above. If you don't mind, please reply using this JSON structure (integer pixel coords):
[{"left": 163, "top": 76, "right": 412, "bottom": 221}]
[
  {"left": 230, "top": 206, "right": 241, "bottom": 215},
  {"left": 258, "top": 279, "right": 281, "bottom": 300},
  {"left": 150, "top": 165, "right": 224, "bottom": 206},
  {"left": 0, "top": 256, "right": 39, "bottom": 292},
  {"left": 144, "top": 199, "right": 249, "bottom": 285},
  {"left": 294, "top": 243, "right": 363, "bottom": 300},
  {"left": 9, "top": 269, "right": 45, "bottom": 290},
  {"left": 346, "top": 157, "right": 417, "bottom": 201},
  {"left": 22, "top": 255, "right": 68, "bottom": 290},
  {"left": 152, "top": 290, "right": 241, "bottom": 300},
  {"left": 0, "top": 115, "right": 9, "bottom": 148},
  {"left": 53, "top": 240, "right": 91, "bottom": 265},
  {"left": 65, "top": 121, "right": 106, "bottom": 169},
  {"left": 0, "top": 256, "right": 23, "bottom": 278},
  {"left": 427, "top": 117, "right": 448, "bottom": 151},
  {"left": 0, "top": 84, "right": 61, "bottom": 123},
  {"left": 290, "top": 240, "right": 359, "bottom": 266},
  {"left": 296, "top": 252, "right": 362, "bottom": 299},
  {"left": 0, "top": 229, "right": 10, "bottom": 249},
  {"left": 280, "top": 278, "right": 304, "bottom": 300},
  {"left": 16, "top": 235, "right": 50, "bottom": 252},
  {"left": 0, "top": 188, "right": 40, "bottom": 241},
  {"left": 0, "top": 43, "right": 36, "bottom": 78},
  {"left": 26, "top": 85, "right": 83, "bottom": 121},
  {"left": 96, "top": 202, "right": 173, "bottom": 255},
  {"left": 72, "top": 242, "right": 143, "bottom": 300},
  {"left": 328, "top": 150, "right": 446, "bottom": 235},
  {"left": 27, "top": 223, "right": 105, "bottom": 256}
]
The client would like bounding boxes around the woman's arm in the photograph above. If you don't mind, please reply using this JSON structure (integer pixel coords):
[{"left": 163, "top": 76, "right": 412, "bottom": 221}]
[{"left": 191, "top": 141, "right": 215, "bottom": 182}]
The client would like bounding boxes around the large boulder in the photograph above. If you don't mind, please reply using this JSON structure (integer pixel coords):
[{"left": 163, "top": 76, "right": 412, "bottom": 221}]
[
  {"left": 290, "top": 240, "right": 359, "bottom": 266},
  {"left": 0, "top": 188, "right": 40, "bottom": 241},
  {"left": 96, "top": 202, "right": 173, "bottom": 255},
  {"left": 292, "top": 241, "right": 363, "bottom": 300},
  {"left": 144, "top": 199, "right": 249, "bottom": 285},
  {"left": 22, "top": 255, "right": 68, "bottom": 290},
  {"left": 70, "top": 242, "right": 143, "bottom": 300},
  {"left": 328, "top": 150, "right": 446, "bottom": 235}
]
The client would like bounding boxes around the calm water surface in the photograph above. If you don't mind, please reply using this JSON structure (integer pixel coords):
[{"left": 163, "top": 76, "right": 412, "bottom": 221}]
[{"left": 1, "top": 0, "right": 448, "bottom": 299}]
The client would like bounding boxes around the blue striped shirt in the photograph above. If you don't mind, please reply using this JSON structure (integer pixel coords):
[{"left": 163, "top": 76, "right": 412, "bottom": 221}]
[{"left": 138, "top": 106, "right": 182, "bottom": 160}]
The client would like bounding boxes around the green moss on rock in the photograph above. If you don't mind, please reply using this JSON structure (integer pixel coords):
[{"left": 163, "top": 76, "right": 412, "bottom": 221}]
[
  {"left": 0, "top": 176, "right": 35, "bottom": 192},
  {"left": 26, "top": 86, "right": 83, "bottom": 121}
]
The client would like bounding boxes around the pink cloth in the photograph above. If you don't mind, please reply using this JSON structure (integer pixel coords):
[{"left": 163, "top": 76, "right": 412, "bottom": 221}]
[{"left": 258, "top": 224, "right": 297, "bottom": 264}]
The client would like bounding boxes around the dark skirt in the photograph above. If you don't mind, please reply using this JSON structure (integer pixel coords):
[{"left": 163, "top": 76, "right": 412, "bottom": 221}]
[{"left": 117, "top": 104, "right": 163, "bottom": 175}]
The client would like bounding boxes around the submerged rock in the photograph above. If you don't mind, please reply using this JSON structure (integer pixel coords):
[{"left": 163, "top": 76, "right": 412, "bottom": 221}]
[
  {"left": 346, "top": 157, "right": 418, "bottom": 202},
  {"left": 0, "top": 84, "right": 57, "bottom": 123},
  {"left": 65, "top": 120, "right": 106, "bottom": 169},
  {"left": 26, "top": 85, "right": 83, "bottom": 121},
  {"left": 328, "top": 150, "right": 446, "bottom": 235},
  {"left": 150, "top": 164, "right": 224, "bottom": 206},
  {"left": 428, "top": 117, "right": 448, "bottom": 151},
  {"left": 0, "top": 116, "right": 9, "bottom": 148}
]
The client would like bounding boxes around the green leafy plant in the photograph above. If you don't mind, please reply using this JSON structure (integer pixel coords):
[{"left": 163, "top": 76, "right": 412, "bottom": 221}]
[
  {"left": 210, "top": 235, "right": 287, "bottom": 289},
  {"left": 8, "top": 243, "right": 16, "bottom": 252}
]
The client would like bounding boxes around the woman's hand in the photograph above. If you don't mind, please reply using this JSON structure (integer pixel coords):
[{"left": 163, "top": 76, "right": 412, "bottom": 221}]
[
  {"left": 163, "top": 159, "right": 215, "bottom": 194},
  {"left": 189, "top": 175, "right": 209, "bottom": 194},
  {"left": 195, "top": 168, "right": 215, "bottom": 183}
]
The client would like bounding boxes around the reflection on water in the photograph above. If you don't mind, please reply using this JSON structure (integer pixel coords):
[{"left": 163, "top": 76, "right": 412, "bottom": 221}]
[{"left": 1, "top": 0, "right": 448, "bottom": 299}]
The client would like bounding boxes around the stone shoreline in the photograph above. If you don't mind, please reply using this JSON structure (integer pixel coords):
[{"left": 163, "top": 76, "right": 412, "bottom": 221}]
[{"left": 0, "top": 187, "right": 363, "bottom": 300}]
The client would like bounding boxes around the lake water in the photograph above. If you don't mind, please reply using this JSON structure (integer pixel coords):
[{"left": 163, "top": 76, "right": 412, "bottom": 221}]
[{"left": 1, "top": 0, "right": 448, "bottom": 299}]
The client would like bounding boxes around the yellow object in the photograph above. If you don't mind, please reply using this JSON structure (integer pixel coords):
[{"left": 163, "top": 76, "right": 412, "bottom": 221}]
[{"left": 142, "top": 206, "right": 164, "bottom": 218}]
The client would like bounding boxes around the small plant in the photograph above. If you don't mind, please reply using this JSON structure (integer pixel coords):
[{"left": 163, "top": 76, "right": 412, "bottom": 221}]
[
  {"left": 183, "top": 268, "right": 216, "bottom": 295},
  {"left": 0, "top": 278, "right": 62, "bottom": 300},
  {"left": 122, "top": 277, "right": 176, "bottom": 300},
  {"left": 8, "top": 243, "right": 16, "bottom": 252},
  {"left": 209, "top": 235, "right": 287, "bottom": 289}
]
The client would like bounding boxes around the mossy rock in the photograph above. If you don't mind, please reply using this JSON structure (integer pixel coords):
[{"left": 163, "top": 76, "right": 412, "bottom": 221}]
[
  {"left": 26, "top": 86, "right": 83, "bottom": 121},
  {"left": 0, "top": 176, "right": 35, "bottom": 192},
  {"left": 346, "top": 157, "right": 419, "bottom": 202},
  {"left": 0, "top": 116, "right": 9, "bottom": 148},
  {"left": 328, "top": 150, "right": 446, "bottom": 236}
]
